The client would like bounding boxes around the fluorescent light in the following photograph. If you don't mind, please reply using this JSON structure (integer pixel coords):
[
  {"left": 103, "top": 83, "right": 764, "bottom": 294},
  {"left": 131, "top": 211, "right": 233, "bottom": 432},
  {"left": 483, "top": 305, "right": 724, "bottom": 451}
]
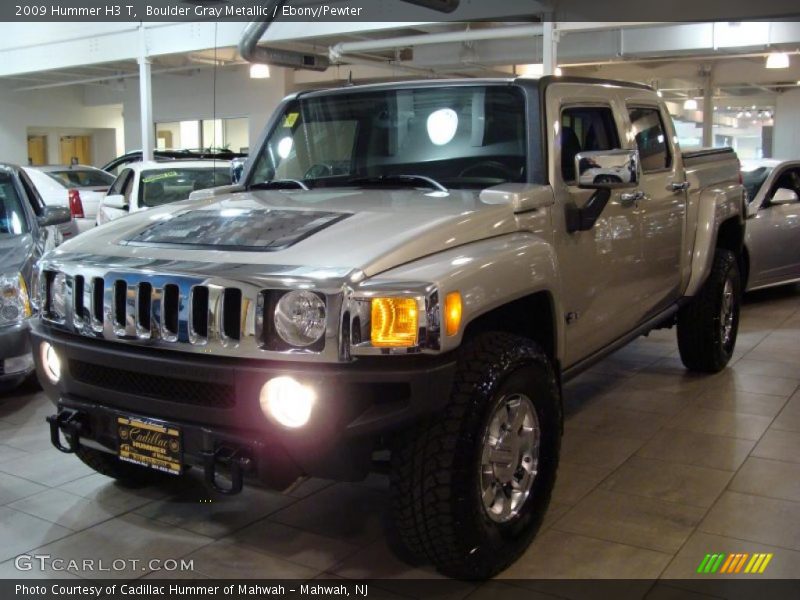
[
  {"left": 519, "top": 64, "right": 562, "bottom": 77},
  {"left": 766, "top": 52, "right": 789, "bottom": 69},
  {"left": 683, "top": 98, "right": 698, "bottom": 110},
  {"left": 249, "top": 63, "right": 270, "bottom": 79}
]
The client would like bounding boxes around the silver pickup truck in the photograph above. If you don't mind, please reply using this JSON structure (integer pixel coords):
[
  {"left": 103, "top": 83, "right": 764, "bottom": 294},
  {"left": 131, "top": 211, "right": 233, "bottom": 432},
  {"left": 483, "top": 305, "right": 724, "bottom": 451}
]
[{"left": 32, "top": 77, "right": 745, "bottom": 579}]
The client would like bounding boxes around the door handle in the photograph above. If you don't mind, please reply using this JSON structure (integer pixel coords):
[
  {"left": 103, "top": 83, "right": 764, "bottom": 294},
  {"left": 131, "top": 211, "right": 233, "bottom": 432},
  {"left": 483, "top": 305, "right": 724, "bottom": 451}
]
[
  {"left": 620, "top": 190, "right": 645, "bottom": 203},
  {"left": 670, "top": 181, "right": 691, "bottom": 192}
]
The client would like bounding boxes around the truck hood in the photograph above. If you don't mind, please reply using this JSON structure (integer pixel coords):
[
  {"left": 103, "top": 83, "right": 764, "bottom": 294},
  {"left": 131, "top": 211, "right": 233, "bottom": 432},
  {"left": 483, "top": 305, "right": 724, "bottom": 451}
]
[{"left": 51, "top": 187, "right": 520, "bottom": 278}]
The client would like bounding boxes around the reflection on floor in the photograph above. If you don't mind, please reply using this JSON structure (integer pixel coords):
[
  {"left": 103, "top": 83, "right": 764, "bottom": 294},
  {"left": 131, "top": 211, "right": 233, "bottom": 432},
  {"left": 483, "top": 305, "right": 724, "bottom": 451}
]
[{"left": 1, "top": 286, "right": 799, "bottom": 595}]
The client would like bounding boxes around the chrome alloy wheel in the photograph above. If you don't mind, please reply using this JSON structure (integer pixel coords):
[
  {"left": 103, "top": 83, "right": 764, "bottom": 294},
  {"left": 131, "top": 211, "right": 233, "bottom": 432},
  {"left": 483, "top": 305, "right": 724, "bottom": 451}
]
[
  {"left": 479, "top": 393, "right": 540, "bottom": 523},
  {"left": 720, "top": 276, "right": 735, "bottom": 347}
]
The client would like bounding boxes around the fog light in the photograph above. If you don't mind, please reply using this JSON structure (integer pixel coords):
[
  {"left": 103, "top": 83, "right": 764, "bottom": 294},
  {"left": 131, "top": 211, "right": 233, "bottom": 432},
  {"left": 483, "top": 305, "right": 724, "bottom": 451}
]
[
  {"left": 40, "top": 342, "right": 61, "bottom": 383},
  {"left": 260, "top": 376, "right": 315, "bottom": 428}
]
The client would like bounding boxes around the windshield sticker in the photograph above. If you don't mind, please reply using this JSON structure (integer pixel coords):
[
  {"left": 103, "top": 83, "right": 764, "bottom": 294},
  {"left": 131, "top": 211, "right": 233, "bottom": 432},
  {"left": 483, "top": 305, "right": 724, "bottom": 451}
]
[
  {"left": 283, "top": 113, "right": 299, "bottom": 128},
  {"left": 142, "top": 171, "right": 179, "bottom": 184}
]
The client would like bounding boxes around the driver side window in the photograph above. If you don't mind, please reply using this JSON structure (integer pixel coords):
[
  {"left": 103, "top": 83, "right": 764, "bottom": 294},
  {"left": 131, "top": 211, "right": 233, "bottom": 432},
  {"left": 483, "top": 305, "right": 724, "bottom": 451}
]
[
  {"left": 768, "top": 168, "right": 800, "bottom": 205},
  {"left": 560, "top": 106, "right": 620, "bottom": 184}
]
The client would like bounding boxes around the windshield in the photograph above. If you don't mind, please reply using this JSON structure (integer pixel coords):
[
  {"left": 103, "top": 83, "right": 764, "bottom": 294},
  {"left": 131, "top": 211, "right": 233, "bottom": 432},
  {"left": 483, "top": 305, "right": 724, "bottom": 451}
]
[
  {"left": 0, "top": 173, "right": 29, "bottom": 237},
  {"left": 250, "top": 85, "right": 527, "bottom": 190},
  {"left": 742, "top": 166, "right": 774, "bottom": 202},
  {"left": 47, "top": 168, "right": 115, "bottom": 188},
  {"left": 139, "top": 167, "right": 231, "bottom": 208}
]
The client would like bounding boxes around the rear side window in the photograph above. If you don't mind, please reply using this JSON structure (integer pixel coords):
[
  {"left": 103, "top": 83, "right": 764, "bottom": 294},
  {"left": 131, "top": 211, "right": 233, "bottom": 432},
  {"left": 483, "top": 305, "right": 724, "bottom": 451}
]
[
  {"left": 560, "top": 106, "right": 620, "bottom": 183},
  {"left": 628, "top": 107, "right": 672, "bottom": 172},
  {"left": 47, "top": 169, "right": 114, "bottom": 188}
]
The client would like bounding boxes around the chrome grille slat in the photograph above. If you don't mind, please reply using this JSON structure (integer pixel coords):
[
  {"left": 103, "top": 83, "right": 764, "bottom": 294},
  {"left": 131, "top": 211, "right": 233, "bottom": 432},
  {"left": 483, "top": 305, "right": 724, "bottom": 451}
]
[
  {"left": 188, "top": 285, "right": 210, "bottom": 346},
  {"left": 90, "top": 277, "right": 104, "bottom": 333},
  {"left": 160, "top": 284, "right": 180, "bottom": 343},
  {"left": 135, "top": 282, "right": 153, "bottom": 339}
]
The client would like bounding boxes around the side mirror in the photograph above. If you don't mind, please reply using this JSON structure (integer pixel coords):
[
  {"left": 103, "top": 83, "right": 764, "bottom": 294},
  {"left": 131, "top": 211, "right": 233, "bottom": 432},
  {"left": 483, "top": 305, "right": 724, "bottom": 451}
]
[
  {"left": 771, "top": 187, "right": 799, "bottom": 205},
  {"left": 575, "top": 150, "right": 639, "bottom": 189},
  {"left": 37, "top": 206, "right": 72, "bottom": 227},
  {"left": 103, "top": 194, "right": 129, "bottom": 210},
  {"left": 230, "top": 158, "right": 247, "bottom": 184}
]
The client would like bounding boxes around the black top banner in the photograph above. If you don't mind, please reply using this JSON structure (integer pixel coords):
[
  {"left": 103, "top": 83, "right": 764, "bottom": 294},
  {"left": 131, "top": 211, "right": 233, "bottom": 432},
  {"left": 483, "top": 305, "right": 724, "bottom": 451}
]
[{"left": 3, "top": 0, "right": 800, "bottom": 23}]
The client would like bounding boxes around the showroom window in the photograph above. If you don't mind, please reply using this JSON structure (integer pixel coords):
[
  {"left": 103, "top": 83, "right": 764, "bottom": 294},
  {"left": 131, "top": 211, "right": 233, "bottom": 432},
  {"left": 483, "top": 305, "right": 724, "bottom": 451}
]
[{"left": 155, "top": 117, "right": 249, "bottom": 153}]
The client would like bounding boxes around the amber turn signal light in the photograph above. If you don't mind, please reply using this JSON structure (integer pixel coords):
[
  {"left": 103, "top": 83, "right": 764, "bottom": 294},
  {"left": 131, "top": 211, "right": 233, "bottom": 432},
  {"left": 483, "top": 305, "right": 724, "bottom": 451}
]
[
  {"left": 371, "top": 297, "right": 418, "bottom": 347},
  {"left": 444, "top": 291, "right": 462, "bottom": 336}
]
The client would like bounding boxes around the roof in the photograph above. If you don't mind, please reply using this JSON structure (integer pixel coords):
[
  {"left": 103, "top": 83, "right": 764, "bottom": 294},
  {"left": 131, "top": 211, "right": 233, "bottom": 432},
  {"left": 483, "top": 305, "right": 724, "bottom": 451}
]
[
  {"left": 129, "top": 159, "right": 232, "bottom": 172},
  {"left": 24, "top": 164, "right": 104, "bottom": 172}
]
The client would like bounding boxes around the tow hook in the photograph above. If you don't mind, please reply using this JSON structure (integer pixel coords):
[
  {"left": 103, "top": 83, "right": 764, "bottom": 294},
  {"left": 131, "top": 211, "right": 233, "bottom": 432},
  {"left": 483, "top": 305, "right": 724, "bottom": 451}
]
[
  {"left": 202, "top": 446, "right": 251, "bottom": 495},
  {"left": 46, "top": 409, "right": 86, "bottom": 454}
]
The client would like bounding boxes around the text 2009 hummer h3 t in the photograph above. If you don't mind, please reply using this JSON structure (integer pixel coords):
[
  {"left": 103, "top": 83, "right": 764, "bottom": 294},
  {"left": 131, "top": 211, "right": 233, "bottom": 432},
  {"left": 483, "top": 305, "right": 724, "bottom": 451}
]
[{"left": 33, "top": 77, "right": 746, "bottom": 578}]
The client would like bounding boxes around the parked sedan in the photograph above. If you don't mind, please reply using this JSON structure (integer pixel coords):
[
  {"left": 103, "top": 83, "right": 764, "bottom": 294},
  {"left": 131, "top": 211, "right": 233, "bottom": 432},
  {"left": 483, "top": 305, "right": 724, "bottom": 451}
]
[
  {"left": 97, "top": 160, "right": 231, "bottom": 225},
  {"left": 23, "top": 165, "right": 115, "bottom": 234},
  {"left": 0, "top": 164, "right": 71, "bottom": 391},
  {"left": 742, "top": 159, "right": 800, "bottom": 291}
]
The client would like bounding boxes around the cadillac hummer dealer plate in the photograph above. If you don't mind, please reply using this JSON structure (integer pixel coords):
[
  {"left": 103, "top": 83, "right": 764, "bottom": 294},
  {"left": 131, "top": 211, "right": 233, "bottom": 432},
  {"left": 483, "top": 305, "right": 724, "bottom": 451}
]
[{"left": 117, "top": 416, "right": 182, "bottom": 475}]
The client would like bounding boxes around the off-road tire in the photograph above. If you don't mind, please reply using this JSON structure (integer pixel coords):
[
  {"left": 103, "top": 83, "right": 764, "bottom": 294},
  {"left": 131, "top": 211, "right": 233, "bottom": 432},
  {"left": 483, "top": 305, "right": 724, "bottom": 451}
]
[
  {"left": 677, "top": 248, "right": 741, "bottom": 372},
  {"left": 75, "top": 445, "right": 172, "bottom": 487},
  {"left": 389, "top": 332, "right": 562, "bottom": 579}
]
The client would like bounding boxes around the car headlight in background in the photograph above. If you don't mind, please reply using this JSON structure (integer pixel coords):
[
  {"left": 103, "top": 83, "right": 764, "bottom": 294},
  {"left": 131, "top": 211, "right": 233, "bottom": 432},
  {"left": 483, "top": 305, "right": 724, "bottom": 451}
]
[
  {"left": 50, "top": 272, "right": 67, "bottom": 319},
  {"left": 273, "top": 290, "right": 327, "bottom": 347},
  {"left": 371, "top": 297, "right": 419, "bottom": 347},
  {"left": 0, "top": 273, "right": 32, "bottom": 326}
]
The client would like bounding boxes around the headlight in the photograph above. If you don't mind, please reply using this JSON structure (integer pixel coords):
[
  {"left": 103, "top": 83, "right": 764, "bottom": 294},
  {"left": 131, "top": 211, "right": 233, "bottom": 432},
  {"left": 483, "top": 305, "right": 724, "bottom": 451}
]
[
  {"left": 0, "top": 273, "right": 32, "bottom": 325},
  {"left": 273, "top": 290, "right": 326, "bottom": 347},
  {"left": 50, "top": 272, "right": 67, "bottom": 318},
  {"left": 371, "top": 297, "right": 418, "bottom": 347}
]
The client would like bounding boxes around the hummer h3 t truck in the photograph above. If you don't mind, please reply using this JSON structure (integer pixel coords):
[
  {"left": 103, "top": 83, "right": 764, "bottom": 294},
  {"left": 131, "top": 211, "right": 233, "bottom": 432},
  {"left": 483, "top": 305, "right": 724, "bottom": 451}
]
[{"left": 33, "top": 76, "right": 745, "bottom": 578}]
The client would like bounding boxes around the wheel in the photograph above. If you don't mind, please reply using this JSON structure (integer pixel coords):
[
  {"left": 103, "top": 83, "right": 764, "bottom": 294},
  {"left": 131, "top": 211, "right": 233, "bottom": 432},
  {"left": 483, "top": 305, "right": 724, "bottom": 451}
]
[
  {"left": 74, "top": 445, "right": 176, "bottom": 487},
  {"left": 389, "top": 332, "right": 562, "bottom": 579},
  {"left": 677, "top": 248, "right": 741, "bottom": 372}
]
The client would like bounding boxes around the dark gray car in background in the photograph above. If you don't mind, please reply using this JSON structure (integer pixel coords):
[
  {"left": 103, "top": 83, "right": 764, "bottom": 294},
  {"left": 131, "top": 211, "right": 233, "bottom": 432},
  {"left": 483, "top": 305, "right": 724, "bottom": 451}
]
[{"left": 0, "top": 164, "right": 71, "bottom": 391}]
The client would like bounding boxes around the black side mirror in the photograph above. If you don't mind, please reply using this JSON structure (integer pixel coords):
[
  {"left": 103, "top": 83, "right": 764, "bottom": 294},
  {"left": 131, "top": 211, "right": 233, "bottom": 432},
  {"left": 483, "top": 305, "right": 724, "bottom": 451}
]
[{"left": 37, "top": 206, "right": 72, "bottom": 227}]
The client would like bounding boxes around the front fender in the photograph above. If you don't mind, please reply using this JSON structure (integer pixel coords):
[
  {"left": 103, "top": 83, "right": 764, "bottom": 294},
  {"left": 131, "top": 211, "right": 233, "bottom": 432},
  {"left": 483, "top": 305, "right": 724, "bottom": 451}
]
[{"left": 365, "top": 232, "right": 563, "bottom": 362}]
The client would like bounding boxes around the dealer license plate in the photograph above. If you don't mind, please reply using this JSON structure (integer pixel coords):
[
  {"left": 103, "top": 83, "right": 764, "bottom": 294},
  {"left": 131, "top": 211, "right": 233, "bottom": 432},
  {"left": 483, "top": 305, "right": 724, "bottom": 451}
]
[{"left": 117, "top": 416, "right": 182, "bottom": 475}]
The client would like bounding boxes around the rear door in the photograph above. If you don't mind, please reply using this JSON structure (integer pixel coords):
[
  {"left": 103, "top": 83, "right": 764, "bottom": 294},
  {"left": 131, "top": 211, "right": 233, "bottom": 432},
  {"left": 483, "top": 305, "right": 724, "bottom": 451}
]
[{"left": 625, "top": 101, "right": 687, "bottom": 315}]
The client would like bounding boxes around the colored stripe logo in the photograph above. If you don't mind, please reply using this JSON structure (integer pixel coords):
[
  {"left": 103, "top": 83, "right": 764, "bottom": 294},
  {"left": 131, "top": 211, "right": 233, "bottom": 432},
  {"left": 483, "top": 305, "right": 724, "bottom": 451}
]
[{"left": 696, "top": 552, "right": 773, "bottom": 574}]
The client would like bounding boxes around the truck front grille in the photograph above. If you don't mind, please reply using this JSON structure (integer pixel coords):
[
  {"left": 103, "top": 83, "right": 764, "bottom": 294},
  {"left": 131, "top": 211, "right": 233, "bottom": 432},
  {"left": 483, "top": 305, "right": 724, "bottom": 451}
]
[
  {"left": 69, "top": 360, "right": 236, "bottom": 409},
  {"left": 46, "top": 272, "right": 249, "bottom": 349}
]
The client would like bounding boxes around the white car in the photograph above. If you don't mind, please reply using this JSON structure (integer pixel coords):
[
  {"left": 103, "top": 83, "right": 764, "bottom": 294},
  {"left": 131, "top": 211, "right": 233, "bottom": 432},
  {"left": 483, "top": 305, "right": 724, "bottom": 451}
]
[
  {"left": 97, "top": 160, "right": 231, "bottom": 225},
  {"left": 23, "top": 165, "right": 115, "bottom": 234}
]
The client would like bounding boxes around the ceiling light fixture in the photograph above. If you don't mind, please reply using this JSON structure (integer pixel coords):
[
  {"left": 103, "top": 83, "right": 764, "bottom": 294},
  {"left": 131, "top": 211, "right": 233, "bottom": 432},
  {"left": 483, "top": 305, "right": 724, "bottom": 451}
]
[
  {"left": 249, "top": 63, "right": 270, "bottom": 79},
  {"left": 683, "top": 98, "right": 698, "bottom": 110},
  {"left": 765, "top": 52, "right": 790, "bottom": 69}
]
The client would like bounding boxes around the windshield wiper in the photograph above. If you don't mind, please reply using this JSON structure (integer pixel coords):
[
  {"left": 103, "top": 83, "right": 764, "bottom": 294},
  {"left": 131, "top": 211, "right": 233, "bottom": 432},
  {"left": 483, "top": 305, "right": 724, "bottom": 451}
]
[
  {"left": 248, "top": 179, "right": 309, "bottom": 191},
  {"left": 342, "top": 174, "right": 448, "bottom": 192}
]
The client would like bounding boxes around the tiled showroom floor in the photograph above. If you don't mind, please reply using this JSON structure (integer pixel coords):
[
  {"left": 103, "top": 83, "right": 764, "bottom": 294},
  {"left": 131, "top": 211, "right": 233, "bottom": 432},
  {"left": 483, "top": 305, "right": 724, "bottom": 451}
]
[{"left": 1, "top": 286, "right": 799, "bottom": 594}]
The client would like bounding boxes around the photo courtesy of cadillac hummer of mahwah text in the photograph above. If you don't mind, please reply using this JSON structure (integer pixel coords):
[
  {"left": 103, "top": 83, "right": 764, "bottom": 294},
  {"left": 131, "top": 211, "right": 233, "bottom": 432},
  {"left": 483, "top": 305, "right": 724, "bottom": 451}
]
[{"left": 33, "top": 76, "right": 746, "bottom": 579}]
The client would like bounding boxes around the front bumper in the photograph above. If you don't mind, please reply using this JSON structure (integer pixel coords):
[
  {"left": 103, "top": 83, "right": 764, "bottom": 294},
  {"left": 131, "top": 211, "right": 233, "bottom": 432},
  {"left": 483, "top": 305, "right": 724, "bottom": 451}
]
[
  {"left": 0, "top": 322, "right": 34, "bottom": 382},
  {"left": 31, "top": 323, "right": 456, "bottom": 487}
]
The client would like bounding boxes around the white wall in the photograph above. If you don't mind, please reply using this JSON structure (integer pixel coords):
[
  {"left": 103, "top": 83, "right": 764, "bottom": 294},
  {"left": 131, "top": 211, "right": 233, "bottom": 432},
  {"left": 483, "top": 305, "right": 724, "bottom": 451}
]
[
  {"left": 774, "top": 89, "right": 800, "bottom": 160},
  {"left": 0, "top": 81, "right": 124, "bottom": 166}
]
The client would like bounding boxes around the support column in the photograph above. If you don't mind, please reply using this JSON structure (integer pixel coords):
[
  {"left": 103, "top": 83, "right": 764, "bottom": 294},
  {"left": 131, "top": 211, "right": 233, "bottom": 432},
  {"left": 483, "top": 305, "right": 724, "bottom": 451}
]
[
  {"left": 138, "top": 26, "right": 153, "bottom": 161},
  {"left": 701, "top": 67, "right": 714, "bottom": 148},
  {"left": 542, "top": 20, "right": 558, "bottom": 76}
]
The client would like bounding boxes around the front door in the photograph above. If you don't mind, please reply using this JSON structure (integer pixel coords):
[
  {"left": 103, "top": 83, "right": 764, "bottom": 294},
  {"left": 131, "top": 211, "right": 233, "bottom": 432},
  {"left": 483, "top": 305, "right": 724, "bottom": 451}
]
[
  {"left": 550, "top": 93, "right": 647, "bottom": 367},
  {"left": 748, "top": 166, "right": 800, "bottom": 285}
]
